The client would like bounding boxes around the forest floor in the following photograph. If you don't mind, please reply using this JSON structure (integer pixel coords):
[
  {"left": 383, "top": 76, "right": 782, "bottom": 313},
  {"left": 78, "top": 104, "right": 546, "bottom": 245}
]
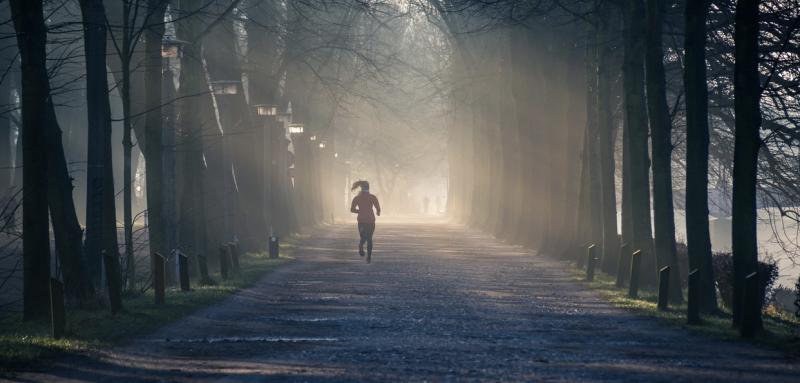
[{"left": 4, "top": 218, "right": 799, "bottom": 382}]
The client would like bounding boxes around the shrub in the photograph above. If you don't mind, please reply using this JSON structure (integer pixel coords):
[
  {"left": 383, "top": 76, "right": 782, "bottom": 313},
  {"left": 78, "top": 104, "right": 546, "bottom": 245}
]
[
  {"left": 795, "top": 275, "right": 800, "bottom": 319},
  {"left": 711, "top": 252, "right": 778, "bottom": 310}
]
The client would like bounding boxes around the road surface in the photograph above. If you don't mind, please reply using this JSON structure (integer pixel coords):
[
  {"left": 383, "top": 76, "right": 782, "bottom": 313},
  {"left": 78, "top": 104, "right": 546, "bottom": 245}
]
[{"left": 10, "top": 219, "right": 799, "bottom": 382}]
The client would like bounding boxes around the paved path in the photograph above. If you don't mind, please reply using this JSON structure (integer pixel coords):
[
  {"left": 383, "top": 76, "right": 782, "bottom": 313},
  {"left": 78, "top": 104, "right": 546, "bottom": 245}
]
[{"left": 10, "top": 220, "right": 799, "bottom": 382}]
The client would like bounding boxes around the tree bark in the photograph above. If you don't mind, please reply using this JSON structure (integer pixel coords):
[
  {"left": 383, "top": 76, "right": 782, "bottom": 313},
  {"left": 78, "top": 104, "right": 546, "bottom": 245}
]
[
  {"left": 596, "top": 3, "right": 620, "bottom": 273},
  {"left": 143, "top": 0, "right": 168, "bottom": 273},
  {"left": 80, "top": 0, "right": 120, "bottom": 291},
  {"left": 176, "top": 0, "right": 213, "bottom": 269},
  {"left": 622, "top": 0, "right": 655, "bottom": 285},
  {"left": 10, "top": 0, "right": 51, "bottom": 320},
  {"left": 683, "top": 0, "right": 717, "bottom": 313},
  {"left": 645, "top": 0, "right": 682, "bottom": 303},
  {"left": 731, "top": 0, "right": 762, "bottom": 333}
]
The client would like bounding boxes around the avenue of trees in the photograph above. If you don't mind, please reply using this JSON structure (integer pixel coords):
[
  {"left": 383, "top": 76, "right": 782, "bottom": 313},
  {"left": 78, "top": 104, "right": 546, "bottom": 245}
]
[
  {"left": 1, "top": 0, "right": 799, "bottom": 343},
  {"left": 445, "top": 0, "right": 800, "bottom": 337}
]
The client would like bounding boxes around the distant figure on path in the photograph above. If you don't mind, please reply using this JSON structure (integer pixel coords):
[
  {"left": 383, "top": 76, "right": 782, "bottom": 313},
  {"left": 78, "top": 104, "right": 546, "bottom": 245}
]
[
  {"left": 422, "top": 196, "right": 430, "bottom": 214},
  {"left": 350, "top": 180, "right": 381, "bottom": 263}
]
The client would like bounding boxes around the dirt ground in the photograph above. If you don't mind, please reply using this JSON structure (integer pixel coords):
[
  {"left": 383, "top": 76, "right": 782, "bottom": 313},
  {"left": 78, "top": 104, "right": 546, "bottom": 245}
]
[{"left": 6, "top": 219, "right": 799, "bottom": 382}]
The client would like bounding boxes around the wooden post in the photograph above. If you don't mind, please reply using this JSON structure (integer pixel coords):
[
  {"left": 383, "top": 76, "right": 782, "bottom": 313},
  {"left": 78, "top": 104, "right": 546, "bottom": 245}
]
[
  {"left": 219, "top": 245, "right": 230, "bottom": 280},
  {"left": 657, "top": 266, "right": 670, "bottom": 311},
  {"left": 49, "top": 278, "right": 65, "bottom": 339},
  {"left": 178, "top": 252, "right": 190, "bottom": 291},
  {"left": 152, "top": 252, "right": 166, "bottom": 304},
  {"left": 269, "top": 236, "right": 280, "bottom": 259},
  {"left": 687, "top": 269, "right": 701, "bottom": 324},
  {"left": 628, "top": 250, "right": 642, "bottom": 298},
  {"left": 585, "top": 244, "right": 597, "bottom": 281},
  {"left": 615, "top": 243, "right": 629, "bottom": 287},
  {"left": 227, "top": 242, "right": 240, "bottom": 272},
  {"left": 103, "top": 250, "right": 123, "bottom": 313},
  {"left": 741, "top": 271, "right": 760, "bottom": 338}
]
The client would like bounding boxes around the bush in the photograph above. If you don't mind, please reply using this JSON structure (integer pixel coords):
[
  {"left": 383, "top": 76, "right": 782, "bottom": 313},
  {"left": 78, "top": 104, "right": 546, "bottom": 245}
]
[
  {"left": 795, "top": 275, "right": 800, "bottom": 319},
  {"left": 711, "top": 252, "right": 778, "bottom": 310}
]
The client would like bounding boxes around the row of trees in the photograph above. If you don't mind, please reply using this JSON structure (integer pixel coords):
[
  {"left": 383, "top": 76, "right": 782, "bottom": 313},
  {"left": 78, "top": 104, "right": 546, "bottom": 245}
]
[
  {"left": 6, "top": 0, "right": 392, "bottom": 320},
  {"left": 445, "top": 0, "right": 800, "bottom": 337}
]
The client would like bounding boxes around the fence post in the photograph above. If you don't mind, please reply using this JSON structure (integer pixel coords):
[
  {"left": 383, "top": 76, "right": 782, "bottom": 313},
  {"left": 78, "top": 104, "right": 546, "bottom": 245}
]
[
  {"left": 153, "top": 252, "right": 166, "bottom": 304},
  {"left": 657, "top": 266, "right": 671, "bottom": 311},
  {"left": 219, "top": 246, "right": 230, "bottom": 280},
  {"left": 628, "top": 250, "right": 642, "bottom": 298},
  {"left": 178, "top": 252, "right": 190, "bottom": 291},
  {"left": 615, "top": 243, "right": 629, "bottom": 287},
  {"left": 585, "top": 244, "right": 597, "bottom": 281},
  {"left": 103, "top": 250, "right": 123, "bottom": 313},
  {"left": 741, "top": 271, "right": 760, "bottom": 338},
  {"left": 227, "top": 242, "right": 240, "bottom": 272},
  {"left": 687, "top": 269, "right": 701, "bottom": 324},
  {"left": 269, "top": 236, "right": 280, "bottom": 259},
  {"left": 49, "top": 278, "right": 65, "bottom": 339}
]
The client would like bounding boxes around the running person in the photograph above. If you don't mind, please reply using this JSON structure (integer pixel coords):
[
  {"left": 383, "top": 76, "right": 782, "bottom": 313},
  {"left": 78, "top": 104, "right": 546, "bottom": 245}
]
[{"left": 350, "top": 180, "right": 381, "bottom": 263}]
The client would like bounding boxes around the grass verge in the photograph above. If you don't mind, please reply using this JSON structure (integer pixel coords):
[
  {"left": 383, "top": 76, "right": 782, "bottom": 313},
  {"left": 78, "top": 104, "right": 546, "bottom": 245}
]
[
  {"left": 570, "top": 267, "right": 800, "bottom": 356},
  {"left": 0, "top": 242, "right": 297, "bottom": 371}
]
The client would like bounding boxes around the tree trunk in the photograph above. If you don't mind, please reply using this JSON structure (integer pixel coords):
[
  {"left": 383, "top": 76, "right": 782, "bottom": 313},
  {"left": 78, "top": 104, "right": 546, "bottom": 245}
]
[
  {"left": 731, "top": 0, "right": 762, "bottom": 333},
  {"left": 120, "top": 0, "right": 135, "bottom": 291},
  {"left": 622, "top": 0, "right": 655, "bottom": 286},
  {"left": 645, "top": 0, "right": 682, "bottom": 303},
  {"left": 596, "top": 3, "right": 620, "bottom": 273},
  {"left": 11, "top": 0, "right": 51, "bottom": 320},
  {"left": 144, "top": 0, "right": 168, "bottom": 274},
  {"left": 683, "top": 0, "right": 717, "bottom": 313},
  {"left": 80, "top": 0, "right": 120, "bottom": 292}
]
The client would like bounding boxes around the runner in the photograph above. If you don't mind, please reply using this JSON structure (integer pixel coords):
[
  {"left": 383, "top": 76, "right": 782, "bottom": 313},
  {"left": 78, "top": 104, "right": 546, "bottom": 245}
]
[{"left": 350, "top": 180, "right": 381, "bottom": 263}]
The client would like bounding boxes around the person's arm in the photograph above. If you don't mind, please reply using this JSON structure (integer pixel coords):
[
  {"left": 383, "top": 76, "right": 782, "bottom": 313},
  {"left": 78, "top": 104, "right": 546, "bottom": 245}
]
[
  {"left": 373, "top": 195, "right": 381, "bottom": 216},
  {"left": 350, "top": 197, "right": 359, "bottom": 214}
]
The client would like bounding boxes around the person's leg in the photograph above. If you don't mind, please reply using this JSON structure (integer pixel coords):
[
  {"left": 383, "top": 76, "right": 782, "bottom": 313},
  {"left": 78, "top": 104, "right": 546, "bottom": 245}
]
[
  {"left": 366, "top": 223, "right": 375, "bottom": 257},
  {"left": 358, "top": 223, "right": 366, "bottom": 256}
]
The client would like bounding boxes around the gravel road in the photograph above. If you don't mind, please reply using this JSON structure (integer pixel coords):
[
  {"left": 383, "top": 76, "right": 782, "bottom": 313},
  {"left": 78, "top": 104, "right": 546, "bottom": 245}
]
[{"left": 9, "top": 219, "right": 799, "bottom": 382}]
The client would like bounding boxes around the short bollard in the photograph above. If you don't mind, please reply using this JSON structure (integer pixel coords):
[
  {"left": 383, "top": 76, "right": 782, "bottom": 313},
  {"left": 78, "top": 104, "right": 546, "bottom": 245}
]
[
  {"left": 178, "top": 252, "right": 190, "bottom": 291},
  {"left": 657, "top": 266, "right": 671, "bottom": 311},
  {"left": 585, "top": 244, "right": 597, "bottom": 281},
  {"left": 227, "top": 243, "right": 240, "bottom": 272},
  {"left": 269, "top": 236, "right": 280, "bottom": 259},
  {"left": 628, "top": 250, "right": 642, "bottom": 298},
  {"left": 219, "top": 246, "right": 230, "bottom": 280},
  {"left": 103, "top": 250, "right": 123, "bottom": 313},
  {"left": 152, "top": 252, "right": 166, "bottom": 304},
  {"left": 49, "top": 278, "right": 65, "bottom": 339},
  {"left": 687, "top": 269, "right": 701, "bottom": 324},
  {"left": 615, "top": 243, "right": 629, "bottom": 287},
  {"left": 741, "top": 271, "right": 760, "bottom": 338}
]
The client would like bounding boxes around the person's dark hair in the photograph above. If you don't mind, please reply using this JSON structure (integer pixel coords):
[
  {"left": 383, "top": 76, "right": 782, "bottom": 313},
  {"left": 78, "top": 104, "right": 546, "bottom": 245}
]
[{"left": 351, "top": 180, "right": 369, "bottom": 191}]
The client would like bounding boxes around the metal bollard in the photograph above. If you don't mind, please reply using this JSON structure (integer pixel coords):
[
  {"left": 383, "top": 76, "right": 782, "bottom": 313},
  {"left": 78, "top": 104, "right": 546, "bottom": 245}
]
[
  {"left": 219, "top": 246, "right": 230, "bottom": 280},
  {"left": 628, "top": 250, "right": 642, "bottom": 298},
  {"left": 687, "top": 269, "right": 701, "bottom": 324},
  {"left": 615, "top": 243, "right": 629, "bottom": 287},
  {"left": 657, "top": 266, "right": 671, "bottom": 311},
  {"left": 178, "top": 252, "right": 190, "bottom": 291},
  {"left": 49, "top": 278, "right": 65, "bottom": 339},
  {"left": 586, "top": 244, "right": 598, "bottom": 281},
  {"left": 741, "top": 271, "right": 760, "bottom": 338},
  {"left": 269, "top": 236, "right": 280, "bottom": 259},
  {"left": 153, "top": 252, "right": 166, "bottom": 304}
]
